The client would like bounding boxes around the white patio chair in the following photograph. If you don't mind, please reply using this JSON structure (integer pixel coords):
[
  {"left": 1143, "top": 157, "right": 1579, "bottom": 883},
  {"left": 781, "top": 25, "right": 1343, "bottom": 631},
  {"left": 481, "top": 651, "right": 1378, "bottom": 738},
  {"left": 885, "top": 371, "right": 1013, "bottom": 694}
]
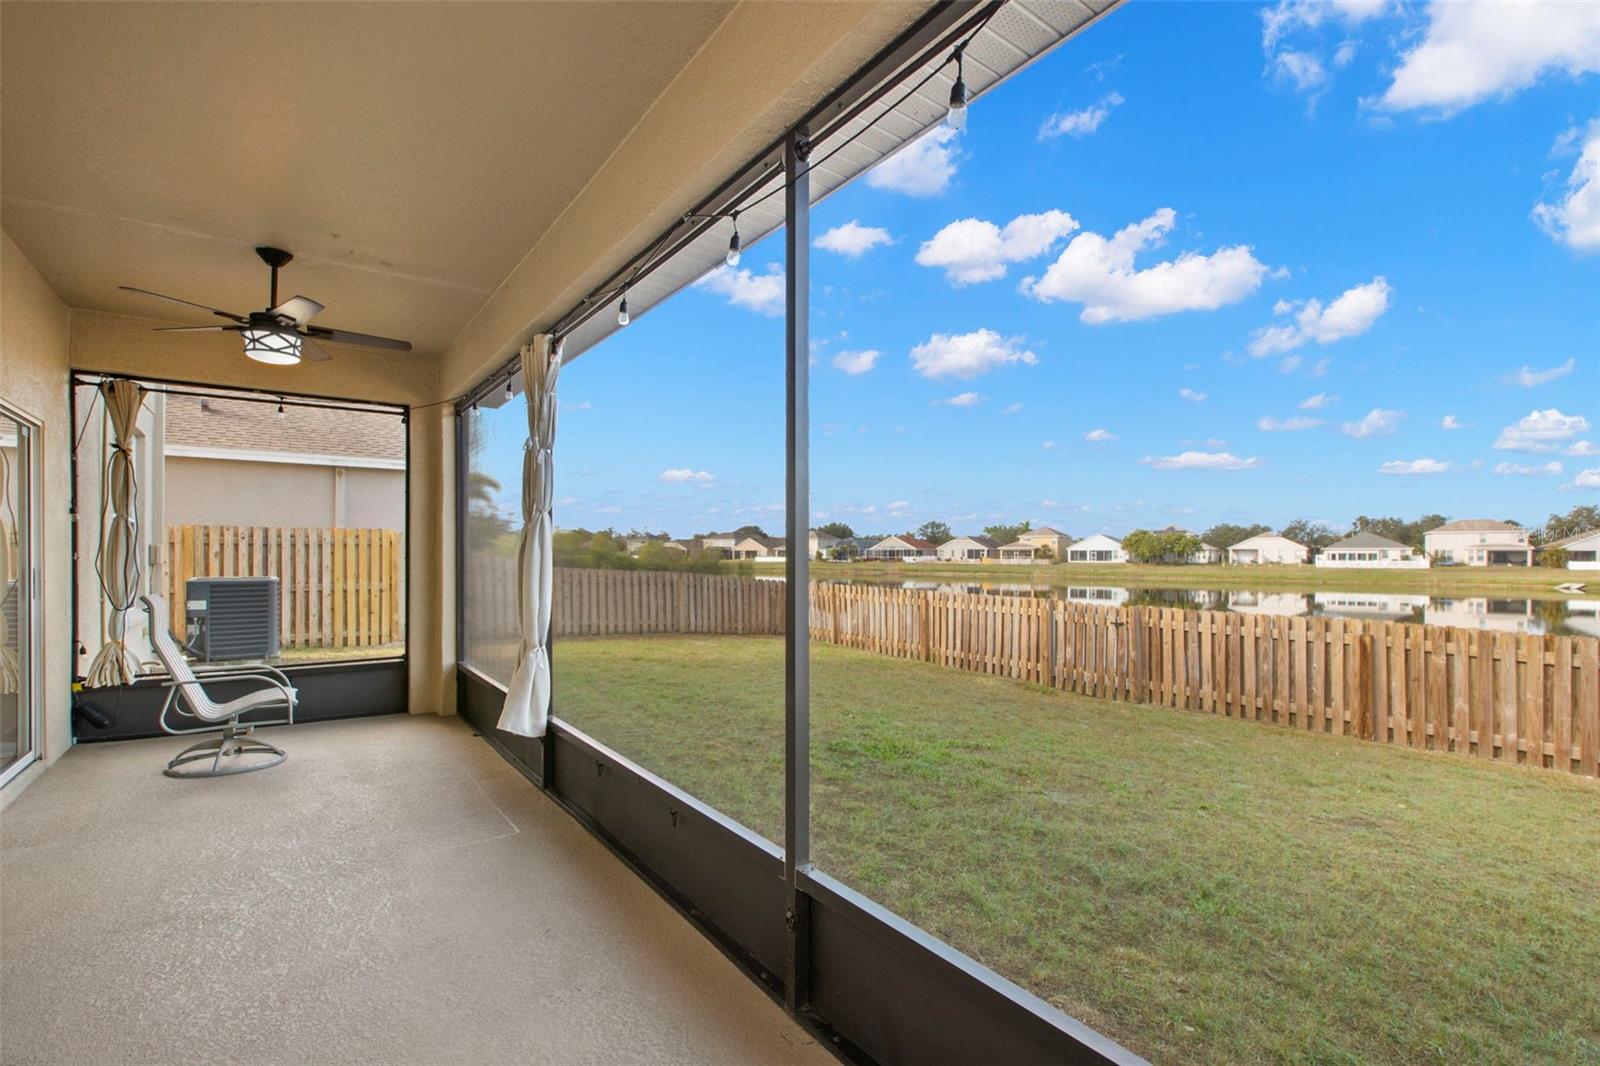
[{"left": 140, "top": 594, "right": 296, "bottom": 778}]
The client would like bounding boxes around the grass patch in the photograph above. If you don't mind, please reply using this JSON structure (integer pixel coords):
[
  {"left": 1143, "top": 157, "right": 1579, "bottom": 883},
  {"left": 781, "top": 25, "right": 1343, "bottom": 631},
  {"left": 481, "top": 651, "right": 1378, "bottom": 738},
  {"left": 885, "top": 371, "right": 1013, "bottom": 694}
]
[
  {"left": 555, "top": 635, "right": 1600, "bottom": 1065},
  {"left": 764, "top": 560, "right": 1587, "bottom": 600}
]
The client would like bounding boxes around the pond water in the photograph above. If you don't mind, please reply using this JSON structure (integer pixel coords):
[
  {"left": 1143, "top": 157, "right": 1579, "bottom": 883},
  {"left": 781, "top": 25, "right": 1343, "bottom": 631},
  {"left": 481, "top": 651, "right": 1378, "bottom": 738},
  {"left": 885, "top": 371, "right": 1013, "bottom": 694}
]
[{"left": 817, "top": 578, "right": 1600, "bottom": 639}]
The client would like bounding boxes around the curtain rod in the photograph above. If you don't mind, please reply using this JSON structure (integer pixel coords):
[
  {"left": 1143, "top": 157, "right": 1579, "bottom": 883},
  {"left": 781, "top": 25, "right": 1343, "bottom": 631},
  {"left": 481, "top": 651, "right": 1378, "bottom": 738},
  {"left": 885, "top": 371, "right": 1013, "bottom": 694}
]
[{"left": 71, "top": 372, "right": 408, "bottom": 417}]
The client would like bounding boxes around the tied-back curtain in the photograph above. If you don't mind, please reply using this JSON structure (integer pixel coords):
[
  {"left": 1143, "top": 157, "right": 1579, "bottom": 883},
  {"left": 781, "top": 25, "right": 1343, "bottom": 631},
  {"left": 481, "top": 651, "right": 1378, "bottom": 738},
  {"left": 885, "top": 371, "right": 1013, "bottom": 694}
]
[
  {"left": 498, "top": 335, "right": 560, "bottom": 737},
  {"left": 85, "top": 378, "right": 148, "bottom": 688},
  {"left": 0, "top": 443, "right": 16, "bottom": 695}
]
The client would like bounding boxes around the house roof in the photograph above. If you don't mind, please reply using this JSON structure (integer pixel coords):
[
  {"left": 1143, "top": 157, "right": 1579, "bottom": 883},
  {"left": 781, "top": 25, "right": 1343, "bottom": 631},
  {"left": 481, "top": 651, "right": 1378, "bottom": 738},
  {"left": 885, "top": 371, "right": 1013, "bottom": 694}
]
[
  {"left": 998, "top": 540, "right": 1038, "bottom": 551},
  {"left": 1026, "top": 526, "right": 1069, "bottom": 537},
  {"left": 944, "top": 536, "right": 998, "bottom": 548},
  {"left": 1069, "top": 533, "right": 1121, "bottom": 547},
  {"left": 1325, "top": 531, "right": 1410, "bottom": 551},
  {"left": 1546, "top": 529, "right": 1600, "bottom": 549},
  {"left": 164, "top": 394, "right": 405, "bottom": 463},
  {"left": 1232, "top": 534, "right": 1305, "bottom": 549},
  {"left": 734, "top": 534, "right": 780, "bottom": 549},
  {"left": 1427, "top": 519, "right": 1524, "bottom": 534}
]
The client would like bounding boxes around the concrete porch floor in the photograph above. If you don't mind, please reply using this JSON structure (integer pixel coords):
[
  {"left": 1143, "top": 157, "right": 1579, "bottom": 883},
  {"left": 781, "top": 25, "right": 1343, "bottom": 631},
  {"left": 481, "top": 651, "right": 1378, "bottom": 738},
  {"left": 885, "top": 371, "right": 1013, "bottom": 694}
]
[{"left": 0, "top": 715, "right": 830, "bottom": 1066}]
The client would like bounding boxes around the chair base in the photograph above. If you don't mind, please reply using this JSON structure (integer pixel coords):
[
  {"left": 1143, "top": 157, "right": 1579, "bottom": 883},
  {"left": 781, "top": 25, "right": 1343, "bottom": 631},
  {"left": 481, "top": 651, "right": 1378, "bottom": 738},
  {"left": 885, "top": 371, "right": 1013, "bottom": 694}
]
[{"left": 164, "top": 725, "right": 286, "bottom": 779}]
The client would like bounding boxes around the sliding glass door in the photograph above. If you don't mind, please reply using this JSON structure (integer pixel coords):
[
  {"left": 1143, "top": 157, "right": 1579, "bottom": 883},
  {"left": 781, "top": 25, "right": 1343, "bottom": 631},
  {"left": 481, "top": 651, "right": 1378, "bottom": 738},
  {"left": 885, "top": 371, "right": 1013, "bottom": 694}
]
[{"left": 0, "top": 403, "right": 38, "bottom": 787}]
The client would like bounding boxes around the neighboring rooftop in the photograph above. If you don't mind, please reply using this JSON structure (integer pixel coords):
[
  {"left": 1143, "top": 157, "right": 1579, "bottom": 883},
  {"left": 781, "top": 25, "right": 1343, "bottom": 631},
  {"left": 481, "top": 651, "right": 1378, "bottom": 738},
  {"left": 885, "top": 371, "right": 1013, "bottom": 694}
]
[
  {"left": 164, "top": 395, "right": 405, "bottom": 462},
  {"left": 1325, "top": 532, "right": 1410, "bottom": 551},
  {"left": 1428, "top": 519, "right": 1524, "bottom": 534}
]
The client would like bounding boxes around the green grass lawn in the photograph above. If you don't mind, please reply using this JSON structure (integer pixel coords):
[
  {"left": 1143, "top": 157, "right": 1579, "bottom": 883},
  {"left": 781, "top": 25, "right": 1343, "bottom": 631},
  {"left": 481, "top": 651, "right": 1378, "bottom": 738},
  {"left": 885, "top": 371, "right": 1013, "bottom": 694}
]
[
  {"left": 553, "top": 635, "right": 1600, "bottom": 1066},
  {"left": 756, "top": 559, "right": 1589, "bottom": 600}
]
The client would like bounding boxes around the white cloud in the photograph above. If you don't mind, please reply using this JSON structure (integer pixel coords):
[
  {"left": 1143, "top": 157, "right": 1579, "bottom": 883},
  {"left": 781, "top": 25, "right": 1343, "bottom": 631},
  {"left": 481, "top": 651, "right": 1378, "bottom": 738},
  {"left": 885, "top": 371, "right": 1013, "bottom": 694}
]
[
  {"left": 1440, "top": 414, "right": 1467, "bottom": 430},
  {"left": 1041, "top": 440, "right": 1056, "bottom": 450},
  {"left": 1506, "top": 357, "right": 1578, "bottom": 386},
  {"left": 1333, "top": 40, "right": 1359, "bottom": 68},
  {"left": 1378, "top": 458, "right": 1451, "bottom": 475},
  {"left": 832, "top": 349, "right": 880, "bottom": 375},
  {"left": 942, "top": 392, "right": 983, "bottom": 407},
  {"left": 815, "top": 221, "right": 894, "bottom": 258},
  {"left": 1258, "top": 415, "right": 1322, "bottom": 431},
  {"left": 1249, "top": 277, "right": 1391, "bottom": 356},
  {"left": 1178, "top": 387, "right": 1207, "bottom": 402},
  {"left": 885, "top": 500, "right": 909, "bottom": 511},
  {"left": 561, "top": 400, "right": 592, "bottom": 411},
  {"left": 916, "top": 210, "right": 1079, "bottom": 285},
  {"left": 1142, "top": 450, "right": 1263, "bottom": 471},
  {"left": 1003, "top": 402, "right": 1025, "bottom": 415},
  {"left": 693, "top": 264, "right": 785, "bottom": 316},
  {"left": 1568, "top": 440, "right": 1599, "bottom": 456},
  {"left": 1341, "top": 408, "right": 1404, "bottom": 438},
  {"left": 1378, "top": 0, "right": 1600, "bottom": 114},
  {"left": 866, "top": 125, "right": 959, "bottom": 197},
  {"left": 1561, "top": 467, "right": 1600, "bottom": 491},
  {"left": 909, "top": 328, "right": 1038, "bottom": 380},
  {"left": 1084, "top": 428, "right": 1117, "bottom": 442},
  {"left": 659, "top": 468, "right": 715, "bottom": 484},
  {"left": 1299, "top": 392, "right": 1337, "bottom": 410},
  {"left": 1493, "top": 460, "right": 1564, "bottom": 477},
  {"left": 1273, "top": 50, "right": 1328, "bottom": 93},
  {"left": 1039, "top": 91, "right": 1125, "bottom": 138},
  {"left": 1533, "top": 122, "right": 1600, "bottom": 251},
  {"left": 1262, "top": 0, "right": 1388, "bottom": 53},
  {"left": 1494, "top": 408, "right": 1591, "bottom": 452},
  {"left": 1020, "top": 208, "right": 1268, "bottom": 322}
]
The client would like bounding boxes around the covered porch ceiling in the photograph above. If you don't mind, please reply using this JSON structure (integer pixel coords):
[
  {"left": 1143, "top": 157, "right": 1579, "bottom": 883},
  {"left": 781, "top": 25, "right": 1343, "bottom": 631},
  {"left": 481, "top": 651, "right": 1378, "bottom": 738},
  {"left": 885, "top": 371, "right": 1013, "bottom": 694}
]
[{"left": 0, "top": 1, "right": 931, "bottom": 392}]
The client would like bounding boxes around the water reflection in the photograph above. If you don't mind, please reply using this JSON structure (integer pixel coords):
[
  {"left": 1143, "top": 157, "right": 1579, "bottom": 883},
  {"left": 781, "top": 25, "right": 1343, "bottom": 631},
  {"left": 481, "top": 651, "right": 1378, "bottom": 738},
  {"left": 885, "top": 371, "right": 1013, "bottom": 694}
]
[{"left": 825, "top": 578, "right": 1594, "bottom": 638}]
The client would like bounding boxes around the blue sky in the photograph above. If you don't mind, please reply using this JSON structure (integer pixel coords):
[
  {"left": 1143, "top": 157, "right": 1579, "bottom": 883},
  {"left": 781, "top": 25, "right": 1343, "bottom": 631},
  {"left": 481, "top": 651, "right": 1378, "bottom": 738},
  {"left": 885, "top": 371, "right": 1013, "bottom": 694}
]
[{"left": 500, "top": 0, "right": 1600, "bottom": 540}]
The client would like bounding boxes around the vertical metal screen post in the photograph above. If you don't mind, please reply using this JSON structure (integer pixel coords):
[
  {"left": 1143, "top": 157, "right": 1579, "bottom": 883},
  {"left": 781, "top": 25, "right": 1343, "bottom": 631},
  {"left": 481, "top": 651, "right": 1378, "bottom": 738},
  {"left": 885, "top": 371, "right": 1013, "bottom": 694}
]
[{"left": 783, "top": 130, "right": 812, "bottom": 1013}]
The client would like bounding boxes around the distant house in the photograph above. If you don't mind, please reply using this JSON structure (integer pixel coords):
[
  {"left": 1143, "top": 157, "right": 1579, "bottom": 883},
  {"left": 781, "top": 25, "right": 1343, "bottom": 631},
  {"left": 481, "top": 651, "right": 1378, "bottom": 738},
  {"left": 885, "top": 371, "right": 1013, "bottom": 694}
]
[
  {"left": 999, "top": 526, "right": 1073, "bottom": 563},
  {"left": 1066, "top": 533, "right": 1126, "bottom": 564},
  {"left": 1189, "top": 542, "right": 1223, "bottom": 565},
  {"left": 936, "top": 535, "right": 998, "bottom": 562},
  {"left": 864, "top": 535, "right": 936, "bottom": 561},
  {"left": 663, "top": 537, "right": 704, "bottom": 554},
  {"left": 1227, "top": 534, "right": 1308, "bottom": 565},
  {"left": 809, "top": 530, "right": 841, "bottom": 557},
  {"left": 1423, "top": 519, "right": 1532, "bottom": 566},
  {"left": 699, "top": 531, "right": 741, "bottom": 556},
  {"left": 731, "top": 534, "right": 783, "bottom": 560},
  {"left": 1544, "top": 529, "right": 1600, "bottom": 570},
  {"left": 1315, "top": 531, "right": 1428, "bottom": 569}
]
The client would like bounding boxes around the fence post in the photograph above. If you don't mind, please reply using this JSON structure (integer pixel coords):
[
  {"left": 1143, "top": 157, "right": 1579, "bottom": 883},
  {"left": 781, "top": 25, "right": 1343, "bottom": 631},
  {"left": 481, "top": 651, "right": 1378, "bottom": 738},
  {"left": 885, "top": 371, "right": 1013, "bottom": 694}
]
[{"left": 1354, "top": 631, "right": 1375, "bottom": 740}]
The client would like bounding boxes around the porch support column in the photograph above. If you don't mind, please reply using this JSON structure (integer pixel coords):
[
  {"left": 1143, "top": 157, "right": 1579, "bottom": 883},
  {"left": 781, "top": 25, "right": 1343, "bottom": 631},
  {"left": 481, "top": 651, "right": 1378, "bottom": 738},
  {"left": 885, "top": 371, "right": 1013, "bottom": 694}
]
[{"left": 783, "top": 128, "right": 812, "bottom": 1014}]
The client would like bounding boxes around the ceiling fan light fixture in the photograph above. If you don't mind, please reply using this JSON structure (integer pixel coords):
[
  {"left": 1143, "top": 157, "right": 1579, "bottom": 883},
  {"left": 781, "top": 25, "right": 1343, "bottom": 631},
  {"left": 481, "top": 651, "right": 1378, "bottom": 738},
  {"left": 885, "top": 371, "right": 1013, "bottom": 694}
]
[{"left": 242, "top": 327, "right": 303, "bottom": 366}]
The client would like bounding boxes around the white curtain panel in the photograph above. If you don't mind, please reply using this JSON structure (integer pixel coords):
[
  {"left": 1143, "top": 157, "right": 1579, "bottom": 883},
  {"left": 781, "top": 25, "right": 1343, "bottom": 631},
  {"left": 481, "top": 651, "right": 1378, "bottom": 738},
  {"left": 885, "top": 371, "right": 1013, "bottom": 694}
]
[
  {"left": 84, "top": 378, "right": 147, "bottom": 688},
  {"left": 0, "top": 444, "right": 14, "bottom": 695},
  {"left": 498, "top": 335, "right": 560, "bottom": 737}
]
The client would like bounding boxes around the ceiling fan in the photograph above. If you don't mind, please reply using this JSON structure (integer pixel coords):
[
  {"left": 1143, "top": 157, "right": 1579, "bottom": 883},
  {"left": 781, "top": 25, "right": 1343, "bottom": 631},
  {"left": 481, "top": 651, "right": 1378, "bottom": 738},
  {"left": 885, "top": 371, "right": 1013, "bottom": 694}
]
[{"left": 119, "top": 246, "right": 412, "bottom": 365}]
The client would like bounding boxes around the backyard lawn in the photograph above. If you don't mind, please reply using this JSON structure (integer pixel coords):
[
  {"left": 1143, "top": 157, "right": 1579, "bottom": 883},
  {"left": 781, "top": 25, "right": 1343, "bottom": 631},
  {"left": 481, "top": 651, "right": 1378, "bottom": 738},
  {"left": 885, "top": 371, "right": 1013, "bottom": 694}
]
[
  {"left": 766, "top": 559, "right": 1591, "bottom": 600},
  {"left": 554, "top": 635, "right": 1600, "bottom": 1066}
]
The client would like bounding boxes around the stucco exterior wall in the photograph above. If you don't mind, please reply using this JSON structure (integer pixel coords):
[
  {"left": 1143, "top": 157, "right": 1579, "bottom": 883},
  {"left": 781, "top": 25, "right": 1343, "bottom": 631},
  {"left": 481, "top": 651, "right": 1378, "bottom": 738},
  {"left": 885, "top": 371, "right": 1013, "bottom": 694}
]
[
  {"left": 0, "top": 232, "right": 74, "bottom": 804},
  {"left": 164, "top": 457, "right": 404, "bottom": 530}
]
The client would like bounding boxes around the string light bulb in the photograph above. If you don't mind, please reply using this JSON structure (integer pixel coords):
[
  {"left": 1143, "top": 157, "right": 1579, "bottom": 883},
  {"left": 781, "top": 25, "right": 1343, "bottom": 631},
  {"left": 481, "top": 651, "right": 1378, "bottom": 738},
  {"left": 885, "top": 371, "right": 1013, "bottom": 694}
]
[
  {"left": 276, "top": 399, "right": 286, "bottom": 418},
  {"left": 617, "top": 292, "right": 630, "bottom": 327},
  {"left": 726, "top": 212, "right": 742, "bottom": 267},
  {"left": 946, "top": 46, "right": 968, "bottom": 131},
  {"left": 504, "top": 379, "right": 514, "bottom": 402}
]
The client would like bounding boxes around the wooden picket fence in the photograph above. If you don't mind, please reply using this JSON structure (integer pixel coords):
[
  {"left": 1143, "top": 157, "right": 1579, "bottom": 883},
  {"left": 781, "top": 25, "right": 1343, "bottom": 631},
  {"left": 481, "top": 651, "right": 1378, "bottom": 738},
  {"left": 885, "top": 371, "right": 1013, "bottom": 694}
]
[
  {"left": 536, "top": 569, "right": 1600, "bottom": 778},
  {"left": 555, "top": 566, "right": 785, "bottom": 637},
  {"left": 811, "top": 584, "right": 1600, "bottom": 776},
  {"left": 166, "top": 525, "right": 405, "bottom": 649}
]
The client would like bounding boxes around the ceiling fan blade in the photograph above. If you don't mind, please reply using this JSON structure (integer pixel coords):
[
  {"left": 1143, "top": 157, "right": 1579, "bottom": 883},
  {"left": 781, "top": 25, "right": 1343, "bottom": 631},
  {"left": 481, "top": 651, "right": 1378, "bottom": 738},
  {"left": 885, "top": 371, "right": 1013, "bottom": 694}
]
[
  {"left": 272, "top": 295, "right": 325, "bottom": 326},
  {"left": 300, "top": 339, "right": 333, "bottom": 363},
  {"left": 119, "top": 285, "right": 247, "bottom": 323},
  {"left": 304, "top": 326, "right": 412, "bottom": 352},
  {"left": 153, "top": 325, "right": 237, "bottom": 333}
]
